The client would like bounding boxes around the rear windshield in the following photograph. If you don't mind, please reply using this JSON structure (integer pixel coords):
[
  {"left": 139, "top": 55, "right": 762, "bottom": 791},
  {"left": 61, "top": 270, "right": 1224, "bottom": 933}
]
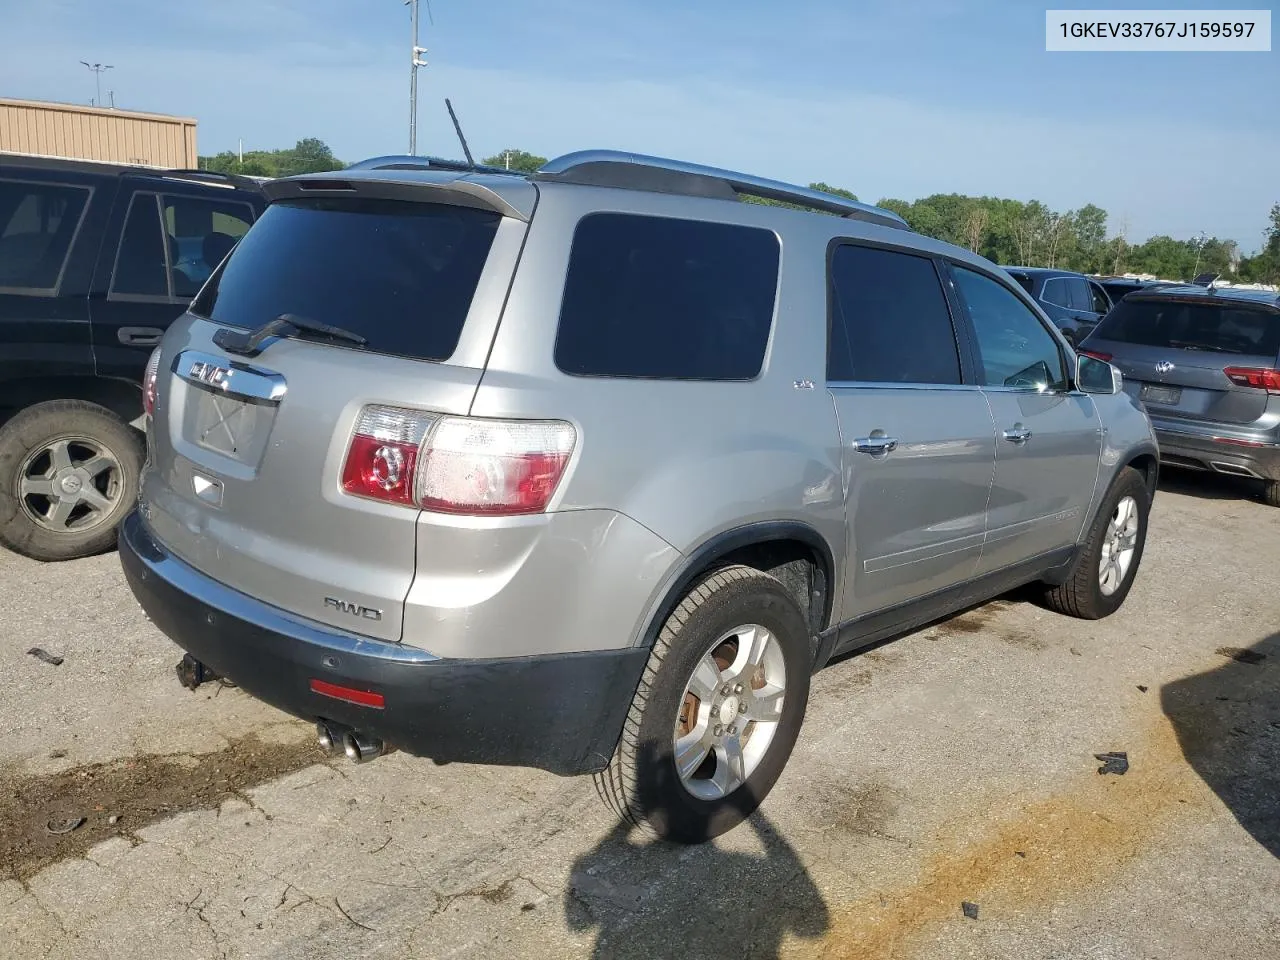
[
  {"left": 1096, "top": 297, "right": 1280, "bottom": 357},
  {"left": 191, "top": 198, "right": 500, "bottom": 362},
  {"left": 1008, "top": 273, "right": 1035, "bottom": 295}
]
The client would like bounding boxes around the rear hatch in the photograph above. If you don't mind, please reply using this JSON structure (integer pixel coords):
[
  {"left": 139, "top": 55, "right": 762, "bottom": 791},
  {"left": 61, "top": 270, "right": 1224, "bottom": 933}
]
[
  {"left": 1082, "top": 294, "right": 1280, "bottom": 428},
  {"left": 142, "top": 173, "right": 533, "bottom": 642}
]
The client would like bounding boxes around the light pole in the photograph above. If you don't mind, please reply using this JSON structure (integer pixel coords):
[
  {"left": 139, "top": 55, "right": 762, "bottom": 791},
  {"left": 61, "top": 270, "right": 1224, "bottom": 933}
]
[
  {"left": 79, "top": 61, "right": 113, "bottom": 106},
  {"left": 404, "top": 0, "right": 428, "bottom": 154}
]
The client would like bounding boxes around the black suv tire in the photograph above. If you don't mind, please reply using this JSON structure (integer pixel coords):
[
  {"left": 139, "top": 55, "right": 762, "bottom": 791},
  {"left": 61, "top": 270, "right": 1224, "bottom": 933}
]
[
  {"left": 0, "top": 400, "right": 143, "bottom": 562},
  {"left": 595, "top": 565, "right": 812, "bottom": 843}
]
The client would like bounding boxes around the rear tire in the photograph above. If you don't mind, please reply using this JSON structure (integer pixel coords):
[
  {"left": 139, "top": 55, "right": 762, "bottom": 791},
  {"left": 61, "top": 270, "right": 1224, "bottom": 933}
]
[
  {"left": 0, "top": 400, "right": 143, "bottom": 562},
  {"left": 594, "top": 565, "right": 812, "bottom": 843},
  {"left": 1263, "top": 480, "right": 1280, "bottom": 508},
  {"left": 1041, "top": 467, "right": 1150, "bottom": 619}
]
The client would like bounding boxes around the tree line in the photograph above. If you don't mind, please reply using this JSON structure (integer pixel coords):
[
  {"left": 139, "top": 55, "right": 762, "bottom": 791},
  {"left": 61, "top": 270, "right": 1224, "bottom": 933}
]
[{"left": 198, "top": 140, "right": 1280, "bottom": 284}]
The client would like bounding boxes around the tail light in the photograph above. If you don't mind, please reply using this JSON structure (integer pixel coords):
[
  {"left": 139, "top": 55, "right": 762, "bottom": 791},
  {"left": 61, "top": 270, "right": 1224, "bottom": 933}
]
[
  {"left": 142, "top": 346, "right": 162, "bottom": 418},
  {"left": 1079, "top": 349, "right": 1112, "bottom": 362},
  {"left": 1223, "top": 367, "right": 1280, "bottom": 394},
  {"left": 341, "top": 405, "right": 576, "bottom": 516}
]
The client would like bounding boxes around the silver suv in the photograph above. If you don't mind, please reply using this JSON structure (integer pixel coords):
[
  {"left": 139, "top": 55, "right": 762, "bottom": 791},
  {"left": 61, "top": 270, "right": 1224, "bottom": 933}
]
[{"left": 120, "top": 151, "right": 1159, "bottom": 842}]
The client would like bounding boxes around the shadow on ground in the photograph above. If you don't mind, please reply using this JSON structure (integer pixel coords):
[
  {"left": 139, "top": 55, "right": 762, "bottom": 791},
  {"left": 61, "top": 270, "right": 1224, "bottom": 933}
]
[
  {"left": 1157, "top": 467, "right": 1269, "bottom": 505},
  {"left": 1162, "top": 633, "right": 1280, "bottom": 858},
  {"left": 566, "top": 744, "right": 828, "bottom": 959}
]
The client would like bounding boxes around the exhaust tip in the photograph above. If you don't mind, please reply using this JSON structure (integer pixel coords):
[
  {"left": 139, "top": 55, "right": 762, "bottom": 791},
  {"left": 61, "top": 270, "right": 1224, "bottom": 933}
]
[
  {"left": 316, "top": 721, "right": 343, "bottom": 755},
  {"left": 341, "top": 729, "right": 384, "bottom": 764}
]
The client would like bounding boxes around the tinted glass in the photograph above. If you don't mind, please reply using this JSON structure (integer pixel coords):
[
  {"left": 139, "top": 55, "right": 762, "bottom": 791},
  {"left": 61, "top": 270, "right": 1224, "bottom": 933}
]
[
  {"left": 828, "top": 244, "right": 961, "bottom": 384},
  {"left": 1096, "top": 298, "right": 1280, "bottom": 357},
  {"left": 1066, "top": 278, "right": 1094, "bottom": 312},
  {"left": 1008, "top": 273, "right": 1034, "bottom": 295},
  {"left": 953, "top": 266, "right": 1068, "bottom": 391},
  {"left": 1089, "top": 282, "right": 1111, "bottom": 315},
  {"left": 555, "top": 213, "right": 779, "bottom": 380},
  {"left": 1039, "top": 278, "right": 1068, "bottom": 307},
  {"left": 0, "top": 179, "right": 90, "bottom": 292},
  {"left": 192, "top": 199, "right": 500, "bottom": 363},
  {"left": 111, "top": 193, "right": 169, "bottom": 298},
  {"left": 163, "top": 195, "right": 255, "bottom": 299}
]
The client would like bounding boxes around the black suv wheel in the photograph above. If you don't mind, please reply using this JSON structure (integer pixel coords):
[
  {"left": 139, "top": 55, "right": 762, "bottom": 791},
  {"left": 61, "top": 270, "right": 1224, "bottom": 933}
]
[{"left": 0, "top": 400, "right": 143, "bottom": 561}]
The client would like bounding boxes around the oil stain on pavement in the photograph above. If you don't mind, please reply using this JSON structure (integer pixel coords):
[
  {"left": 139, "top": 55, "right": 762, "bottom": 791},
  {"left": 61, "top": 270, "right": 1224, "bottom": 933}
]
[{"left": 0, "top": 734, "right": 324, "bottom": 882}]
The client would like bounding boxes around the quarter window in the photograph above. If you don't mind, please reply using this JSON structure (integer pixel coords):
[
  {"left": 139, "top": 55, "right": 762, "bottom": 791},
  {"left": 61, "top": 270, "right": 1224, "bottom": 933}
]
[
  {"left": 0, "top": 179, "right": 91, "bottom": 293},
  {"left": 952, "top": 266, "right": 1068, "bottom": 392},
  {"left": 828, "top": 244, "right": 961, "bottom": 384},
  {"left": 554, "top": 213, "right": 779, "bottom": 380}
]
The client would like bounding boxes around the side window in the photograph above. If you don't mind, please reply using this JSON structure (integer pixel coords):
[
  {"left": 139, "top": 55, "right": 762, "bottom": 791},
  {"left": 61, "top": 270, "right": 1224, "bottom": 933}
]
[
  {"left": 1067, "top": 278, "right": 1094, "bottom": 312},
  {"left": 110, "top": 193, "right": 169, "bottom": 299},
  {"left": 555, "top": 213, "right": 779, "bottom": 380},
  {"left": 952, "top": 266, "right": 1069, "bottom": 392},
  {"left": 162, "top": 195, "right": 255, "bottom": 299},
  {"left": 1039, "top": 278, "right": 1069, "bottom": 308},
  {"left": 827, "top": 244, "right": 961, "bottom": 384},
  {"left": 0, "top": 179, "right": 91, "bottom": 293},
  {"left": 1089, "top": 282, "right": 1111, "bottom": 315}
]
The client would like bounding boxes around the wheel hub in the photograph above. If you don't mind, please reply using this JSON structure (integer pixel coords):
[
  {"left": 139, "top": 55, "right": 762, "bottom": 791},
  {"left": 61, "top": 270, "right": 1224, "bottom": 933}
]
[
  {"left": 57, "top": 472, "right": 84, "bottom": 496},
  {"left": 718, "top": 696, "right": 741, "bottom": 726}
]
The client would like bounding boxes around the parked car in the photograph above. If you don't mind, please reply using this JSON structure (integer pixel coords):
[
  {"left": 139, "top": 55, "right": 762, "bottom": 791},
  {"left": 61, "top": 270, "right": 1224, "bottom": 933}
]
[
  {"left": 1001, "top": 266, "right": 1114, "bottom": 344},
  {"left": 120, "top": 150, "right": 1159, "bottom": 842},
  {"left": 0, "top": 153, "right": 266, "bottom": 560},
  {"left": 1092, "top": 276, "right": 1187, "bottom": 303},
  {"left": 1080, "top": 285, "right": 1280, "bottom": 506}
]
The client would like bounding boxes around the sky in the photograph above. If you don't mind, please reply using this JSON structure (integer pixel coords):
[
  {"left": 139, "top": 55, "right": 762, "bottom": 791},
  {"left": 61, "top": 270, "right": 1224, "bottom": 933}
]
[{"left": 1, "top": 0, "right": 1276, "bottom": 250}]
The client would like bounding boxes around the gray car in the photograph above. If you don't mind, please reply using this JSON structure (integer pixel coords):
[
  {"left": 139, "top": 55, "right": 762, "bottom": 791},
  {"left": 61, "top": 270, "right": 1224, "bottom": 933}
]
[
  {"left": 1080, "top": 285, "right": 1280, "bottom": 506},
  {"left": 119, "top": 150, "right": 1160, "bottom": 842}
]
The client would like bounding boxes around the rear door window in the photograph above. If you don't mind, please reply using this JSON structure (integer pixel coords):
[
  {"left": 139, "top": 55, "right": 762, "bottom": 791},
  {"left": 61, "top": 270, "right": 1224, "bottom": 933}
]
[
  {"left": 110, "top": 192, "right": 169, "bottom": 299},
  {"left": 554, "top": 213, "right": 779, "bottom": 380},
  {"left": 163, "top": 195, "right": 255, "bottom": 298},
  {"left": 827, "top": 244, "right": 962, "bottom": 384},
  {"left": 0, "top": 178, "right": 91, "bottom": 294},
  {"left": 192, "top": 198, "right": 501, "bottom": 363},
  {"left": 1096, "top": 298, "right": 1280, "bottom": 357},
  {"left": 1066, "top": 278, "right": 1095, "bottom": 312}
]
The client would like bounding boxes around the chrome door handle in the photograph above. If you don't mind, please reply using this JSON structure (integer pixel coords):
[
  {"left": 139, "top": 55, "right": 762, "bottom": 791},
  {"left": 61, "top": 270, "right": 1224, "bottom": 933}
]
[
  {"left": 854, "top": 435, "right": 898, "bottom": 456},
  {"left": 1002, "top": 425, "right": 1032, "bottom": 444}
]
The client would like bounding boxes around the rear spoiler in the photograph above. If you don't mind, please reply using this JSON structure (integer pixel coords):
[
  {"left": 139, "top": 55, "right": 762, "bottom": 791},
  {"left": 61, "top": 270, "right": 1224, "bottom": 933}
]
[{"left": 262, "top": 169, "right": 537, "bottom": 222}]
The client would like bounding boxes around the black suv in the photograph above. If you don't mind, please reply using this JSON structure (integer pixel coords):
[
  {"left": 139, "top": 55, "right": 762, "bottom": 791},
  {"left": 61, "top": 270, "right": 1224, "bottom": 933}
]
[
  {"left": 1001, "top": 266, "right": 1114, "bottom": 345},
  {"left": 0, "top": 153, "right": 266, "bottom": 560}
]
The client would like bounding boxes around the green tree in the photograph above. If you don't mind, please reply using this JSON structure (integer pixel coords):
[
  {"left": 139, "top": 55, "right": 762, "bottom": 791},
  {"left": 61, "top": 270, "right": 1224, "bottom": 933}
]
[
  {"left": 1072, "top": 204, "right": 1108, "bottom": 273},
  {"left": 480, "top": 149, "right": 547, "bottom": 173},
  {"left": 199, "top": 138, "right": 344, "bottom": 178}
]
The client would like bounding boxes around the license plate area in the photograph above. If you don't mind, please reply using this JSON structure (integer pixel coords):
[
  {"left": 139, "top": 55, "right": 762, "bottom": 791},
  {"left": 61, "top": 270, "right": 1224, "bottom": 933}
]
[
  {"left": 187, "top": 388, "right": 274, "bottom": 466},
  {"left": 1141, "top": 383, "right": 1181, "bottom": 406}
]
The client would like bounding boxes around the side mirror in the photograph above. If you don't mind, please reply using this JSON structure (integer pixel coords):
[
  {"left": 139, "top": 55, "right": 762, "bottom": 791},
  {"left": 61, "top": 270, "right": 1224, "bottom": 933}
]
[{"left": 1077, "top": 353, "right": 1123, "bottom": 395}]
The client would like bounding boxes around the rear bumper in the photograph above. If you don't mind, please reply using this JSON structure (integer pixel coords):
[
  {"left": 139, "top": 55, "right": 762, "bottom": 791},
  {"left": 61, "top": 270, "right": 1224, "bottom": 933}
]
[
  {"left": 119, "top": 510, "right": 647, "bottom": 775},
  {"left": 1152, "top": 423, "right": 1280, "bottom": 482}
]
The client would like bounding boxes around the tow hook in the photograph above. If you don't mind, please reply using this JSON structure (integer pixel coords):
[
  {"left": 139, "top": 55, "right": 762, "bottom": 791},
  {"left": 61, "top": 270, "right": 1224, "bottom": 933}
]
[{"left": 175, "top": 653, "right": 232, "bottom": 690}]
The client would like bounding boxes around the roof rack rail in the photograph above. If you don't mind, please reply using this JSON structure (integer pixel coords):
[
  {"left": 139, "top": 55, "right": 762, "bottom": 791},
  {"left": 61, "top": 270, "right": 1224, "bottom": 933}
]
[
  {"left": 160, "top": 168, "right": 263, "bottom": 191},
  {"left": 534, "top": 150, "right": 910, "bottom": 230},
  {"left": 344, "top": 154, "right": 515, "bottom": 176}
]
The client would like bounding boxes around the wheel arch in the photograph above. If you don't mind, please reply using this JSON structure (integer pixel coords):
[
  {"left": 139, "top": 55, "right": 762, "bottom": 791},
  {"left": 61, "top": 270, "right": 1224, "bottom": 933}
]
[
  {"left": 0, "top": 376, "right": 142, "bottom": 432},
  {"left": 632, "top": 520, "right": 837, "bottom": 656}
]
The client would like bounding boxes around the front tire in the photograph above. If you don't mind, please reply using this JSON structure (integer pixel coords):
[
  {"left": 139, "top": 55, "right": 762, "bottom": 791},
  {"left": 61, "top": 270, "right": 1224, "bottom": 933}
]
[
  {"left": 595, "top": 565, "right": 812, "bottom": 843},
  {"left": 1041, "top": 466, "right": 1150, "bottom": 619},
  {"left": 0, "top": 400, "right": 143, "bottom": 562}
]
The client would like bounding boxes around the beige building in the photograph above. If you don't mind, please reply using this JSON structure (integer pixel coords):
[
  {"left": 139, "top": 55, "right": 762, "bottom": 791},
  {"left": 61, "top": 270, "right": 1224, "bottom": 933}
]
[{"left": 0, "top": 97, "right": 197, "bottom": 169}]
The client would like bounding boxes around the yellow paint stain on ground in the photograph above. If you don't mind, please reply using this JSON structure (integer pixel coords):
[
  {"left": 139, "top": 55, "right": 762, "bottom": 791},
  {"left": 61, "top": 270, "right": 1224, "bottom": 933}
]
[{"left": 796, "top": 716, "right": 1214, "bottom": 960}]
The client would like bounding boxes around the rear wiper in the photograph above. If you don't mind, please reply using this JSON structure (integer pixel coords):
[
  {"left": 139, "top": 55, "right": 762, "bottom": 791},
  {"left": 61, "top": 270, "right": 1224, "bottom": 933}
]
[
  {"left": 213, "top": 313, "right": 368, "bottom": 358},
  {"left": 1166, "top": 340, "right": 1229, "bottom": 353}
]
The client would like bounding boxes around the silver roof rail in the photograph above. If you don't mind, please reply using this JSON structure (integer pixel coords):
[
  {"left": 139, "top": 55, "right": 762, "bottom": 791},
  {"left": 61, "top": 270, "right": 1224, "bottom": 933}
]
[
  {"left": 535, "top": 150, "right": 910, "bottom": 230},
  {"left": 345, "top": 154, "right": 515, "bottom": 175}
]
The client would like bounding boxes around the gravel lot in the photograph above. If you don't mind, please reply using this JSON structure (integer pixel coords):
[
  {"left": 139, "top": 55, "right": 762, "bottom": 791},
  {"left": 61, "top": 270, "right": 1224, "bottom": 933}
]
[{"left": 2, "top": 471, "right": 1278, "bottom": 960}]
